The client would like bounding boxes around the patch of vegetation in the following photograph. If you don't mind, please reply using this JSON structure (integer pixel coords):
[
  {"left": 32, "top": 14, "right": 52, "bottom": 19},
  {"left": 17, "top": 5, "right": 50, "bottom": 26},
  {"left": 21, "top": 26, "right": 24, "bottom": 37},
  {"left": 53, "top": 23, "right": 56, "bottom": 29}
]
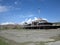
[
  {"left": 0, "top": 36, "right": 19, "bottom": 45},
  {"left": 18, "top": 41, "right": 46, "bottom": 45},
  {"left": 38, "top": 41, "right": 46, "bottom": 45},
  {"left": 0, "top": 36, "right": 56, "bottom": 45},
  {"left": 19, "top": 41, "right": 33, "bottom": 45},
  {"left": 0, "top": 37, "right": 9, "bottom": 45}
]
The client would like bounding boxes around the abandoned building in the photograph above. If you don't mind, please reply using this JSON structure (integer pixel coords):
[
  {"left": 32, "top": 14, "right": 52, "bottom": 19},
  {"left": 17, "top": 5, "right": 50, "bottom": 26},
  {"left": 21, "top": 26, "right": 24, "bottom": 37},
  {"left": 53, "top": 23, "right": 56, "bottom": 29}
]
[{"left": 23, "top": 18, "right": 60, "bottom": 29}]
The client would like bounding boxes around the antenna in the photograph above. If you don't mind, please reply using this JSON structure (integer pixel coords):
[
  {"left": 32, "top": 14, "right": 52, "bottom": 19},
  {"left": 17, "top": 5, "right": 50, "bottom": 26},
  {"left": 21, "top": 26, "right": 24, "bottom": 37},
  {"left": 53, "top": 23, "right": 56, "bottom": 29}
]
[
  {"left": 37, "top": 8, "right": 40, "bottom": 18},
  {"left": 38, "top": 8, "right": 40, "bottom": 15}
]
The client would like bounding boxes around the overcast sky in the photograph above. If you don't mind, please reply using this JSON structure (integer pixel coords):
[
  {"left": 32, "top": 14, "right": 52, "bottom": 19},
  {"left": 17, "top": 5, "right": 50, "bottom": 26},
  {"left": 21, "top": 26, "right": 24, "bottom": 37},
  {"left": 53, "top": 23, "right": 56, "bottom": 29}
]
[{"left": 0, "top": 0, "right": 60, "bottom": 23}]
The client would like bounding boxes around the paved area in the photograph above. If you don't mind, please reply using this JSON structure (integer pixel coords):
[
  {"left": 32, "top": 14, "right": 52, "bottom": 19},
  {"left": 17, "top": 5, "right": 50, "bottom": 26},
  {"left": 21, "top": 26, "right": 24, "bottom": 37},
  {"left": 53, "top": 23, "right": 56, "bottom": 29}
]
[{"left": 0, "top": 29, "right": 60, "bottom": 45}]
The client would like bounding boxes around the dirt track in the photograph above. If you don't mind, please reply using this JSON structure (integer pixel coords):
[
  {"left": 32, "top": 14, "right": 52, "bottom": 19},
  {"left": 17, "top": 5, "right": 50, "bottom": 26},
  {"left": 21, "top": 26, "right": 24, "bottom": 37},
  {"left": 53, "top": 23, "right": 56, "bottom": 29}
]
[{"left": 0, "top": 29, "right": 60, "bottom": 45}]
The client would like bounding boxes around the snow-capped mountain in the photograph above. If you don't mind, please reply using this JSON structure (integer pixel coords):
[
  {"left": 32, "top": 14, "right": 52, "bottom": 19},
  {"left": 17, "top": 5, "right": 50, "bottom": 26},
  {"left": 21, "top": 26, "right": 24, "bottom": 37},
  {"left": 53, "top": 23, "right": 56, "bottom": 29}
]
[{"left": 0, "top": 22, "right": 15, "bottom": 25}]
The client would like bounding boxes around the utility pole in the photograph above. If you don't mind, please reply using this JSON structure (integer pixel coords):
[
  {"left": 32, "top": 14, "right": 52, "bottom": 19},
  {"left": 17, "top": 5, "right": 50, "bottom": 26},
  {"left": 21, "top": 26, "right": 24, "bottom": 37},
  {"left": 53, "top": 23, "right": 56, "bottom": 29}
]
[{"left": 38, "top": 8, "right": 40, "bottom": 15}]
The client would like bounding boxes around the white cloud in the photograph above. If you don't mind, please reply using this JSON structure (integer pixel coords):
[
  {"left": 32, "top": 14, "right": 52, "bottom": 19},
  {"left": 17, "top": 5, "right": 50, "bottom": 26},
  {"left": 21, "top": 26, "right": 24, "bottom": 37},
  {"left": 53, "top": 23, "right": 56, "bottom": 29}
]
[
  {"left": 20, "top": 18, "right": 32, "bottom": 25},
  {"left": 0, "top": 5, "right": 20, "bottom": 12},
  {"left": 28, "top": 14, "right": 34, "bottom": 17},
  {"left": 18, "top": 14, "right": 34, "bottom": 18},
  {"left": 33, "top": 17, "right": 38, "bottom": 21},
  {"left": 2, "top": 0, "right": 21, "bottom": 10},
  {"left": 20, "top": 17, "right": 48, "bottom": 25},
  {"left": 42, "top": 18, "right": 47, "bottom": 21},
  {"left": 14, "top": 1, "right": 21, "bottom": 5},
  {"left": 14, "top": 1, "right": 18, "bottom": 5},
  {"left": 26, "top": 18, "right": 32, "bottom": 24},
  {"left": 0, "top": 0, "right": 22, "bottom": 12},
  {"left": 20, "top": 17, "right": 38, "bottom": 24},
  {"left": 0, "top": 0, "right": 2, "bottom": 1},
  {"left": 0, "top": 6, "right": 9, "bottom": 12},
  {"left": 0, "top": 2, "right": 21, "bottom": 12}
]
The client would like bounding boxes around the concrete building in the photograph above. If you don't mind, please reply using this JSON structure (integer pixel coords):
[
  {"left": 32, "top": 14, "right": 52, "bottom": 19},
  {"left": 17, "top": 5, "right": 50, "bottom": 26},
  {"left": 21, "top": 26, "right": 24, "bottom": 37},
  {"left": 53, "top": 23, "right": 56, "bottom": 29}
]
[{"left": 23, "top": 18, "right": 60, "bottom": 29}]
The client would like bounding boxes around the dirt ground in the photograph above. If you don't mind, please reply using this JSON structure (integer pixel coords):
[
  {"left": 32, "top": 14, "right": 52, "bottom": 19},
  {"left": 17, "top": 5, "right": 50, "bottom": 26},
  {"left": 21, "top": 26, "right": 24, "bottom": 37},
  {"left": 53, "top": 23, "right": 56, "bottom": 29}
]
[{"left": 0, "top": 29, "right": 60, "bottom": 45}]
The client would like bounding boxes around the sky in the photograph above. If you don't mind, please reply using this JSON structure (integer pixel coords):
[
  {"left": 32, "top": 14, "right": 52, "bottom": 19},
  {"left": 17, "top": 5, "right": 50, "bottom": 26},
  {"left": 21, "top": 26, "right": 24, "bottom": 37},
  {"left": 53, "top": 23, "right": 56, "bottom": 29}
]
[{"left": 0, "top": 0, "right": 60, "bottom": 24}]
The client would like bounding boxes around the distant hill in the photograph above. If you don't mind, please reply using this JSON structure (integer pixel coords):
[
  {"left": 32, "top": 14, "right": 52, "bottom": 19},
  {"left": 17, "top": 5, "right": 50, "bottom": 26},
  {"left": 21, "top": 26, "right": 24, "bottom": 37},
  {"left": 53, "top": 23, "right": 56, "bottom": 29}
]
[
  {"left": 53, "top": 22, "right": 60, "bottom": 24},
  {"left": 52, "top": 22, "right": 60, "bottom": 26},
  {"left": 0, "top": 24, "right": 22, "bottom": 30}
]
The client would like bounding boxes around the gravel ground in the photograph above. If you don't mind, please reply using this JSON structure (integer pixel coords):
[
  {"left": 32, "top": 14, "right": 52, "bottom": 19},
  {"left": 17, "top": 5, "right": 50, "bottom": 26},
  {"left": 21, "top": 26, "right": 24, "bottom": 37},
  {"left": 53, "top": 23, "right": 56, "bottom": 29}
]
[
  {"left": 0, "top": 29, "right": 60, "bottom": 45},
  {"left": 47, "top": 41, "right": 60, "bottom": 45}
]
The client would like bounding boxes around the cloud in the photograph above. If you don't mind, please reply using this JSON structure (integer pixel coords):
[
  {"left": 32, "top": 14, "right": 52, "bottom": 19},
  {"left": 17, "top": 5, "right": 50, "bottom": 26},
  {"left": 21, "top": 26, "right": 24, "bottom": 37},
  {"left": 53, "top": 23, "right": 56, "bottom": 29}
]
[
  {"left": 8, "top": 1, "right": 21, "bottom": 10},
  {"left": 0, "top": 0, "right": 2, "bottom": 1},
  {"left": 0, "top": 0, "right": 21, "bottom": 12},
  {"left": 20, "top": 17, "right": 38, "bottom": 24},
  {"left": 26, "top": 17, "right": 38, "bottom": 24},
  {"left": 0, "top": 6, "right": 9, "bottom": 12},
  {"left": 0, "top": 5, "right": 21, "bottom": 12},
  {"left": 14, "top": 1, "right": 18, "bottom": 5},
  {"left": 28, "top": 14, "right": 34, "bottom": 17},
  {"left": 26, "top": 18, "right": 32, "bottom": 24},
  {"left": 42, "top": 18, "right": 47, "bottom": 21},
  {"left": 8, "top": 6, "right": 19, "bottom": 10},
  {"left": 20, "top": 18, "right": 32, "bottom": 25},
  {"left": 14, "top": 1, "right": 22, "bottom": 5},
  {"left": 14, "top": 2, "right": 17, "bottom": 4},
  {"left": 20, "top": 17, "right": 48, "bottom": 25},
  {"left": 18, "top": 14, "right": 34, "bottom": 18}
]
